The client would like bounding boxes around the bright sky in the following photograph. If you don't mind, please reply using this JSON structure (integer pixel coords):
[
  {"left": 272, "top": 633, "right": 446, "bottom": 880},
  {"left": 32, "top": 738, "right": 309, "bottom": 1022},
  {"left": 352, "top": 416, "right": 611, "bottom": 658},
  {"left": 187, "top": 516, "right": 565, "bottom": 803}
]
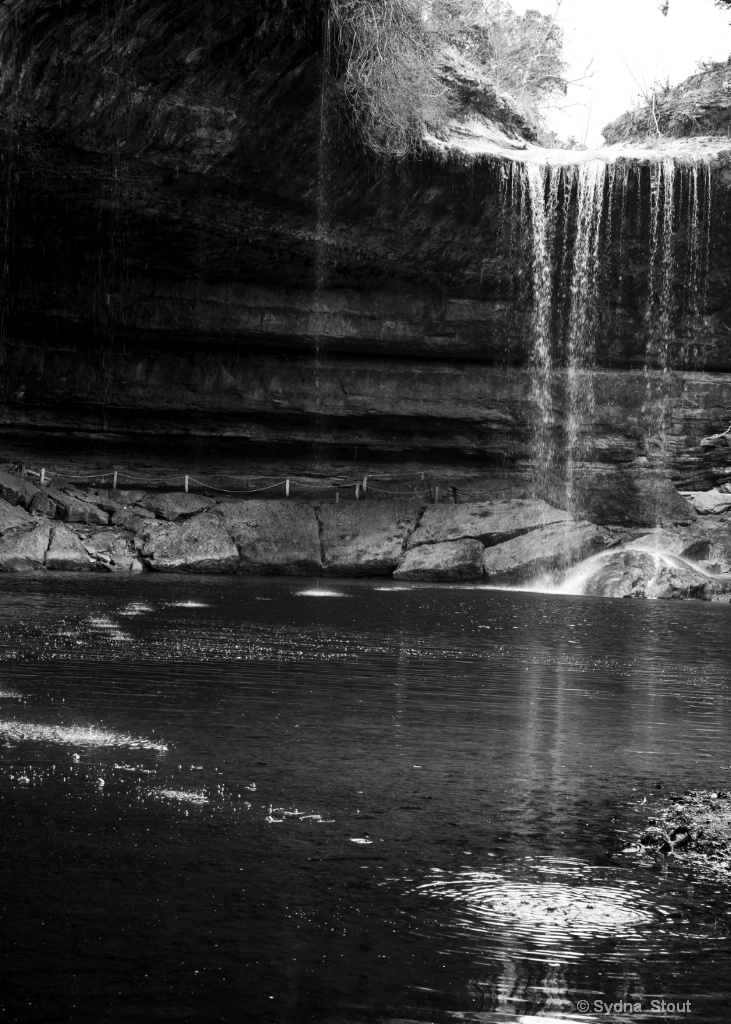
[{"left": 509, "top": 0, "right": 731, "bottom": 146}]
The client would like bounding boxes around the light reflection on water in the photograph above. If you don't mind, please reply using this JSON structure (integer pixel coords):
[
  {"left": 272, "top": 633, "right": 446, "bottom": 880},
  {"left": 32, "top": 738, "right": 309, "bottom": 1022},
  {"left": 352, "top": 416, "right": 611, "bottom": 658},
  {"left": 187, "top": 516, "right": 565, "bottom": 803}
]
[{"left": 0, "top": 575, "right": 730, "bottom": 1022}]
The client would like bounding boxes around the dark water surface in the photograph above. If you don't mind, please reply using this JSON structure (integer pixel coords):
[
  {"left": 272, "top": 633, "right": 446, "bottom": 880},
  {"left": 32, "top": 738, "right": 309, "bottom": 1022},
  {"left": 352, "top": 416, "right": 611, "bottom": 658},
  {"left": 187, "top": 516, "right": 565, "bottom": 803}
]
[{"left": 1, "top": 575, "right": 731, "bottom": 1023}]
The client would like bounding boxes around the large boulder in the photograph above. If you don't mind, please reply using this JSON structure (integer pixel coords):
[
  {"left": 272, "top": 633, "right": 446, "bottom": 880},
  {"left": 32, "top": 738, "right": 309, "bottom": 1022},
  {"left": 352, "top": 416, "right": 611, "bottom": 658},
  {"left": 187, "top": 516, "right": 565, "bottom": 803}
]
[
  {"left": 394, "top": 539, "right": 485, "bottom": 581},
  {"left": 140, "top": 491, "right": 216, "bottom": 521},
  {"left": 0, "top": 521, "right": 52, "bottom": 571},
  {"left": 408, "top": 500, "right": 570, "bottom": 549},
  {"left": 682, "top": 490, "right": 731, "bottom": 516},
  {"left": 0, "top": 469, "right": 39, "bottom": 510},
  {"left": 218, "top": 500, "right": 321, "bottom": 575},
  {"left": 579, "top": 549, "right": 727, "bottom": 600},
  {"left": 483, "top": 521, "right": 610, "bottom": 583},
  {"left": 318, "top": 501, "right": 421, "bottom": 576},
  {"left": 140, "top": 513, "right": 238, "bottom": 572},
  {"left": 48, "top": 489, "right": 109, "bottom": 526},
  {"left": 0, "top": 498, "right": 33, "bottom": 535},
  {"left": 45, "top": 524, "right": 98, "bottom": 571}
]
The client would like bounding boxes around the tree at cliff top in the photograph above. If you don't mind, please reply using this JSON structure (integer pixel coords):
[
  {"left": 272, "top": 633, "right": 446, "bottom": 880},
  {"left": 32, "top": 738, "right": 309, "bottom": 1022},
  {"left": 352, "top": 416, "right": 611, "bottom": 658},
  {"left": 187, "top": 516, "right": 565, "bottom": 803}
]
[{"left": 331, "top": 0, "right": 568, "bottom": 155}]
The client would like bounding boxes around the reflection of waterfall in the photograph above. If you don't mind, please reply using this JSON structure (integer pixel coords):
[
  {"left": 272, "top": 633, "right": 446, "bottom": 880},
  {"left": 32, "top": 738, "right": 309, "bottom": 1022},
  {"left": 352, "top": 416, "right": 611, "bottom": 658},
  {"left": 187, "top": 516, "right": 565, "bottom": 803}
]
[{"left": 508, "top": 153, "right": 713, "bottom": 512}]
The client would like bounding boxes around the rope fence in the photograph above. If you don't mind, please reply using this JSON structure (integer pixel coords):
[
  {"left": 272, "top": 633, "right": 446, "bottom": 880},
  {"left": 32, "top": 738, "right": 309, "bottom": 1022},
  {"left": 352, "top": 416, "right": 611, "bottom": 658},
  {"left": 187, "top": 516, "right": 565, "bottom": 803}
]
[{"left": 4, "top": 462, "right": 514, "bottom": 504}]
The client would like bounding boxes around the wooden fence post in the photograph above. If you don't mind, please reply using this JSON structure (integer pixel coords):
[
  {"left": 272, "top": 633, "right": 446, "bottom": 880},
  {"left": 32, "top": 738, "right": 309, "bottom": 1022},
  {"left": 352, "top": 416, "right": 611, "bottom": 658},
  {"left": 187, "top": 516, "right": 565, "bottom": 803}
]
[
  {"left": 40, "top": 468, "right": 45, "bottom": 486},
  {"left": 113, "top": 471, "right": 118, "bottom": 491},
  {"left": 285, "top": 479, "right": 290, "bottom": 498},
  {"left": 184, "top": 475, "right": 189, "bottom": 493},
  {"left": 434, "top": 486, "right": 439, "bottom": 505}
]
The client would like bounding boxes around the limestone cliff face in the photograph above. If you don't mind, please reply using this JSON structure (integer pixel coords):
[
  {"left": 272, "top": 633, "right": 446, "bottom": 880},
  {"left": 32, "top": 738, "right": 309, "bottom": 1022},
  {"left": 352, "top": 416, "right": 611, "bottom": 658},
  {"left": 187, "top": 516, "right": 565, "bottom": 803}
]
[{"left": 0, "top": 2, "right": 731, "bottom": 488}]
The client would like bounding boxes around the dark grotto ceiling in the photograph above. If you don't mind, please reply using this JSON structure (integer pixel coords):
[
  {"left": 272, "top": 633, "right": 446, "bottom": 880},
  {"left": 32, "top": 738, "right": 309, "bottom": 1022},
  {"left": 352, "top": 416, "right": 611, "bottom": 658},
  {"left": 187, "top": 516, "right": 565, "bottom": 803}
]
[{"left": 0, "top": 0, "right": 730, "bottom": 483}]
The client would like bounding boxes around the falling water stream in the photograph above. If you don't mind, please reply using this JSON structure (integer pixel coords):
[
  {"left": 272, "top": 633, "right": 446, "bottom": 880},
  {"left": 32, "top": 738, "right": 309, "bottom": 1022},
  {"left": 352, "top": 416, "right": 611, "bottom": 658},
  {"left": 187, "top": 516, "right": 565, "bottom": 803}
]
[{"left": 509, "top": 150, "right": 714, "bottom": 510}]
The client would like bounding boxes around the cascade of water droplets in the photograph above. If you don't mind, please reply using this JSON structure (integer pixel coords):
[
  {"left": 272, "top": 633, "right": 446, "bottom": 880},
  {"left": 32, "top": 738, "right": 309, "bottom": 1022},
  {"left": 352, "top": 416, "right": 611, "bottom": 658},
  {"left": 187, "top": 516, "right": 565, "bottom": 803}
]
[
  {"left": 565, "top": 161, "right": 607, "bottom": 511},
  {"left": 521, "top": 163, "right": 561, "bottom": 499},
  {"left": 643, "top": 159, "right": 678, "bottom": 473}
]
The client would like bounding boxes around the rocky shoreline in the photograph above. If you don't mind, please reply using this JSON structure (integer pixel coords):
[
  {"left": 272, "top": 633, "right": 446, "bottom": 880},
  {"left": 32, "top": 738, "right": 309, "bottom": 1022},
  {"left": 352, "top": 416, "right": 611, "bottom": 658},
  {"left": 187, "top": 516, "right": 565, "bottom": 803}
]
[
  {"left": 2, "top": 466, "right": 731, "bottom": 598},
  {"left": 630, "top": 790, "right": 731, "bottom": 876}
]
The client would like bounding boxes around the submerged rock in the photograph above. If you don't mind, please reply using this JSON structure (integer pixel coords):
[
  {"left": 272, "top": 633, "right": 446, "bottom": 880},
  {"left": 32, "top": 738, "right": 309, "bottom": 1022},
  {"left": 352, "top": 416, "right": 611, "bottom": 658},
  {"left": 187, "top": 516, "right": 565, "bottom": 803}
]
[
  {"left": 218, "top": 500, "right": 321, "bottom": 576},
  {"left": 141, "top": 491, "right": 216, "bottom": 521},
  {"left": 46, "top": 524, "right": 98, "bottom": 571},
  {"left": 319, "top": 502, "right": 421, "bottom": 577},
  {"left": 408, "top": 499, "right": 569, "bottom": 549},
  {"left": 0, "top": 521, "right": 52, "bottom": 571},
  {"left": 483, "top": 521, "right": 609, "bottom": 583},
  {"left": 140, "top": 513, "right": 238, "bottom": 573},
  {"left": 394, "top": 539, "right": 485, "bottom": 581}
]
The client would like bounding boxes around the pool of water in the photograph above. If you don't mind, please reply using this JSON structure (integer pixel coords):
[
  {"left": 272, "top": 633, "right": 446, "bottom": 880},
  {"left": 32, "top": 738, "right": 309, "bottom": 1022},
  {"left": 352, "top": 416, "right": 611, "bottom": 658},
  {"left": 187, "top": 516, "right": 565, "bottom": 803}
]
[{"left": 0, "top": 574, "right": 730, "bottom": 1023}]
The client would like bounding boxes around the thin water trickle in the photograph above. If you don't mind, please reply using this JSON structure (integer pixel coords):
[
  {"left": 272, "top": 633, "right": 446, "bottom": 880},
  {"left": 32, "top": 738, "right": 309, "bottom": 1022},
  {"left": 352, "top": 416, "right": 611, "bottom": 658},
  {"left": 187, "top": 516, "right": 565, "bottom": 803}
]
[
  {"left": 521, "top": 163, "right": 559, "bottom": 504},
  {"left": 565, "top": 160, "right": 606, "bottom": 513}
]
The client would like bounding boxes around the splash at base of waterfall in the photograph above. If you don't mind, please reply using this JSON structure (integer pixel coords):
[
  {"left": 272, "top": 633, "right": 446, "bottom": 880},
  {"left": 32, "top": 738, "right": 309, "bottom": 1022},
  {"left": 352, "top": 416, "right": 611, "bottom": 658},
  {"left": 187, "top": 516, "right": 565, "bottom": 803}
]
[{"left": 521, "top": 545, "right": 731, "bottom": 601}]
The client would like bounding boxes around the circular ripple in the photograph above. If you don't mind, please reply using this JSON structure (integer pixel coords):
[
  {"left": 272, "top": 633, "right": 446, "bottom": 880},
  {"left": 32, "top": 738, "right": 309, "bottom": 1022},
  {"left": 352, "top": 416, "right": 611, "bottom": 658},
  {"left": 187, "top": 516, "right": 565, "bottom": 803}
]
[{"left": 418, "top": 866, "right": 655, "bottom": 942}]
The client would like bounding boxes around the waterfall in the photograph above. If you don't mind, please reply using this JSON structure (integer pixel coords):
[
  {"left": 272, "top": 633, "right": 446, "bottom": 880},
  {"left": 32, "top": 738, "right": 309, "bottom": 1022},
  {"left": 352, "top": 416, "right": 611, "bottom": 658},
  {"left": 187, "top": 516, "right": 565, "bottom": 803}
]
[
  {"left": 565, "top": 161, "right": 606, "bottom": 511},
  {"left": 515, "top": 159, "right": 609, "bottom": 510},
  {"left": 506, "top": 150, "right": 713, "bottom": 515},
  {"left": 521, "top": 163, "right": 560, "bottom": 500}
]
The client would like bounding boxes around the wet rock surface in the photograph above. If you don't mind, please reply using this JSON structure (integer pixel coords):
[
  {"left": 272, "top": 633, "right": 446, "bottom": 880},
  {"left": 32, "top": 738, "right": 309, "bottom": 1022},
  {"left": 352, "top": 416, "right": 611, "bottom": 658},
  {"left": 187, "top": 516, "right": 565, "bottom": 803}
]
[
  {"left": 561, "top": 474, "right": 698, "bottom": 528},
  {"left": 394, "top": 539, "right": 485, "bottom": 582},
  {"left": 218, "top": 500, "right": 321, "bottom": 576},
  {"left": 579, "top": 549, "right": 731, "bottom": 600}
]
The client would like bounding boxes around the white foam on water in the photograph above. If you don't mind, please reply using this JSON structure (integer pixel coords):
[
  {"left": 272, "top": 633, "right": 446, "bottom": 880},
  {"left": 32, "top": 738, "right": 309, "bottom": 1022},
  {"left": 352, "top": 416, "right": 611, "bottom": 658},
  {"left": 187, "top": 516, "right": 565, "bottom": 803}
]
[
  {"left": 151, "top": 788, "right": 209, "bottom": 805},
  {"left": 88, "top": 615, "right": 119, "bottom": 629},
  {"left": 0, "top": 690, "right": 22, "bottom": 700},
  {"left": 0, "top": 721, "right": 168, "bottom": 752},
  {"left": 167, "top": 601, "right": 209, "bottom": 608}
]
